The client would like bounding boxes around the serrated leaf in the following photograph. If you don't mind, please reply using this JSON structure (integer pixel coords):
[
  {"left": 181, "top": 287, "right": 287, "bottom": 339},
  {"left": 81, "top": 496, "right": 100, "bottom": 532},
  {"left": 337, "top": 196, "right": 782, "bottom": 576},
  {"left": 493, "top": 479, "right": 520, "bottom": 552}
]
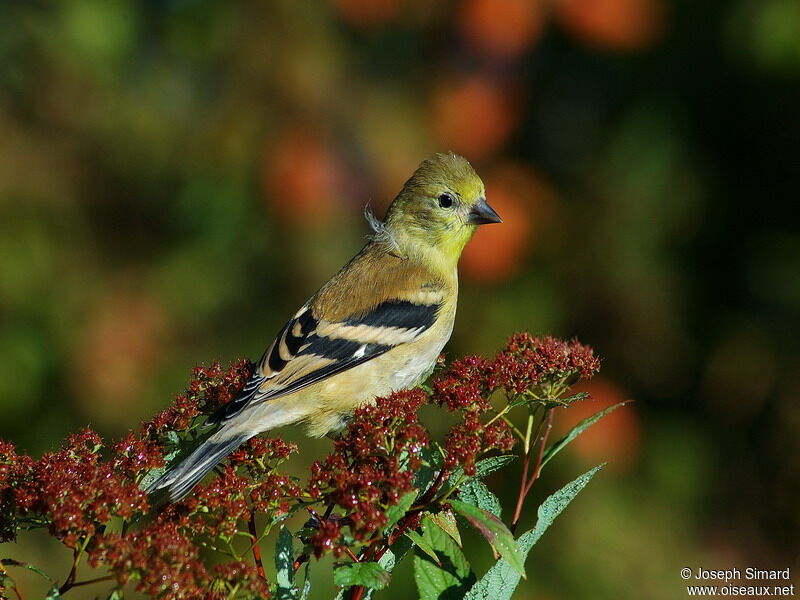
[
  {"left": 428, "top": 509, "right": 461, "bottom": 547},
  {"left": 405, "top": 530, "right": 440, "bottom": 565},
  {"left": 455, "top": 479, "right": 502, "bottom": 517},
  {"left": 413, "top": 517, "right": 475, "bottom": 600},
  {"left": 449, "top": 500, "right": 525, "bottom": 578},
  {"left": 541, "top": 403, "right": 627, "bottom": 468},
  {"left": 352, "top": 536, "right": 412, "bottom": 600},
  {"left": 468, "top": 455, "right": 515, "bottom": 479},
  {"left": 275, "top": 526, "right": 298, "bottom": 600},
  {"left": 334, "top": 562, "right": 391, "bottom": 590},
  {"left": 560, "top": 391, "right": 590, "bottom": 404},
  {"left": 464, "top": 464, "right": 605, "bottom": 600},
  {"left": 443, "top": 455, "right": 516, "bottom": 495},
  {"left": 384, "top": 491, "right": 416, "bottom": 529}
]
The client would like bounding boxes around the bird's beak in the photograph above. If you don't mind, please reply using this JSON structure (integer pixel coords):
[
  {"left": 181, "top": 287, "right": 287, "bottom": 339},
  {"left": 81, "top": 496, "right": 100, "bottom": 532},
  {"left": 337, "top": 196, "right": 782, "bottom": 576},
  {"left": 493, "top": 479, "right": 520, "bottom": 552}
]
[{"left": 467, "top": 197, "right": 503, "bottom": 225}]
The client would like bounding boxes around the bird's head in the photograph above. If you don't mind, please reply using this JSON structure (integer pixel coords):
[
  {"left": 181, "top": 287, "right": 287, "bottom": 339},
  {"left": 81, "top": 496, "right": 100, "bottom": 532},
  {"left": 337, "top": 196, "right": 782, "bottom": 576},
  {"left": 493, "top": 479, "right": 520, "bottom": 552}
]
[{"left": 382, "top": 152, "right": 501, "bottom": 265}]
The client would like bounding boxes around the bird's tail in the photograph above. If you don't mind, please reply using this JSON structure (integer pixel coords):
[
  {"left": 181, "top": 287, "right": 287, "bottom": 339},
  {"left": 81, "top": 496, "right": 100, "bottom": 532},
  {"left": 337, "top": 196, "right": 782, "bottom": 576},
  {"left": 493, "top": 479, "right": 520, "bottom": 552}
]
[{"left": 145, "top": 429, "right": 251, "bottom": 502}]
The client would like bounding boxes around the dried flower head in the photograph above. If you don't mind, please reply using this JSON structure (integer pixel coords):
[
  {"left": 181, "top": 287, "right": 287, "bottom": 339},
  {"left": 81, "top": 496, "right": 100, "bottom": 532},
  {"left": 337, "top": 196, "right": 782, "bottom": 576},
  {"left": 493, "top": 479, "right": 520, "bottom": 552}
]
[
  {"left": 307, "top": 388, "right": 429, "bottom": 553},
  {"left": 489, "top": 332, "right": 600, "bottom": 395}
]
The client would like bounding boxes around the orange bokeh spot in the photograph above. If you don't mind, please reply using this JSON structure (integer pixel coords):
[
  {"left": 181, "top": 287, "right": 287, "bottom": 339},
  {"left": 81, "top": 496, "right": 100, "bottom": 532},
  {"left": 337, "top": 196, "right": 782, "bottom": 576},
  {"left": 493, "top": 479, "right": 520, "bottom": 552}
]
[
  {"left": 554, "top": 0, "right": 666, "bottom": 52},
  {"left": 73, "top": 284, "right": 166, "bottom": 424},
  {"left": 262, "top": 128, "right": 343, "bottom": 228},
  {"left": 553, "top": 379, "right": 641, "bottom": 469},
  {"left": 458, "top": 0, "right": 546, "bottom": 58},
  {"left": 332, "top": 0, "right": 403, "bottom": 29},
  {"left": 460, "top": 164, "right": 554, "bottom": 283},
  {"left": 431, "top": 76, "right": 518, "bottom": 160}
]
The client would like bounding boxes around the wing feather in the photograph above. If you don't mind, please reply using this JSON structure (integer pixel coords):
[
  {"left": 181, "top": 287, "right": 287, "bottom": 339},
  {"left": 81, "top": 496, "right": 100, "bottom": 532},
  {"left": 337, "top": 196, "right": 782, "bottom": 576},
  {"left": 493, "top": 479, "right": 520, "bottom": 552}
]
[{"left": 208, "top": 294, "right": 443, "bottom": 424}]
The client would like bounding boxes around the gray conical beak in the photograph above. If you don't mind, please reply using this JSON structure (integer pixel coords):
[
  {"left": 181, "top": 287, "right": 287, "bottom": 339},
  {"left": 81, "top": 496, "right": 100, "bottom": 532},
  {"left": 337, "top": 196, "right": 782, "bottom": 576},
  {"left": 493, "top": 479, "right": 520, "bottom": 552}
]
[{"left": 467, "top": 197, "right": 503, "bottom": 225}]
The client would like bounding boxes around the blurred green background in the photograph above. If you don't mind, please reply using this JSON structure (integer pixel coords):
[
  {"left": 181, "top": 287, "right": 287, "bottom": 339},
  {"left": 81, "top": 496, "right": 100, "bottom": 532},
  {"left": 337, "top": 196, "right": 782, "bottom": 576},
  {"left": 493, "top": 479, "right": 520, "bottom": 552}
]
[{"left": 1, "top": 0, "right": 798, "bottom": 598}]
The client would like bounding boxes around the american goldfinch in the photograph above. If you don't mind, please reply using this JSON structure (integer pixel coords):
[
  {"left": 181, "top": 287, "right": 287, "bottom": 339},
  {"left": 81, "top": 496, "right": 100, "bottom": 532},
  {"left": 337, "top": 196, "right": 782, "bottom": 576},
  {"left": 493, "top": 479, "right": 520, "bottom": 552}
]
[{"left": 148, "top": 152, "right": 501, "bottom": 501}]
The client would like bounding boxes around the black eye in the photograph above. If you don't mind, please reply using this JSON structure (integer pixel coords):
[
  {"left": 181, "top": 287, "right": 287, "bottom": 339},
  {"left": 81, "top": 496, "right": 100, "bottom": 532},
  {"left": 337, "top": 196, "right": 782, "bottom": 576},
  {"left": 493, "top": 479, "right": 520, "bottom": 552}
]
[{"left": 438, "top": 193, "right": 454, "bottom": 208}]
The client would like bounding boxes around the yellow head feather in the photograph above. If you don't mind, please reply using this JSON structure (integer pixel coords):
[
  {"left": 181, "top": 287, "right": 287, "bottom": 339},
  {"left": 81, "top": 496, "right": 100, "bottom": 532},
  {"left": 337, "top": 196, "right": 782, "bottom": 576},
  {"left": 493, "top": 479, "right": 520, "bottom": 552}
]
[{"left": 381, "top": 153, "right": 501, "bottom": 267}]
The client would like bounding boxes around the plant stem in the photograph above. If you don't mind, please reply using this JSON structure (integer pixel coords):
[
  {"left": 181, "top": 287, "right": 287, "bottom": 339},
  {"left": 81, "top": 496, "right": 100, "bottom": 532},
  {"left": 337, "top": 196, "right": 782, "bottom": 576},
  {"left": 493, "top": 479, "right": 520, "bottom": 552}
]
[
  {"left": 293, "top": 553, "right": 310, "bottom": 572},
  {"left": 349, "top": 586, "right": 366, "bottom": 600},
  {"left": 484, "top": 405, "right": 511, "bottom": 428},
  {"left": 511, "top": 408, "right": 554, "bottom": 532},
  {"left": 247, "top": 512, "right": 266, "bottom": 580},
  {"left": 58, "top": 549, "right": 79, "bottom": 594},
  {"left": 342, "top": 546, "right": 360, "bottom": 562},
  {"left": 499, "top": 414, "right": 527, "bottom": 442},
  {"left": 524, "top": 409, "right": 554, "bottom": 496},
  {"left": 65, "top": 575, "right": 114, "bottom": 589},
  {"left": 413, "top": 464, "right": 447, "bottom": 509}
]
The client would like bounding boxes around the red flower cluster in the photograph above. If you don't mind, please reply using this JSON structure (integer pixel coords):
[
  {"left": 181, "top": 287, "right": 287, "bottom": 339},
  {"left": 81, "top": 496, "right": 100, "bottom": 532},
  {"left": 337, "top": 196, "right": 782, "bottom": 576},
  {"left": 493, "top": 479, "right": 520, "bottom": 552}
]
[
  {"left": 0, "top": 362, "right": 290, "bottom": 599},
  {"left": 434, "top": 332, "right": 600, "bottom": 409},
  {"left": 443, "top": 412, "right": 516, "bottom": 475},
  {"left": 5, "top": 429, "right": 149, "bottom": 548},
  {"left": 433, "top": 355, "right": 494, "bottom": 412},
  {"left": 1, "top": 439, "right": 33, "bottom": 542},
  {"left": 489, "top": 332, "right": 600, "bottom": 394},
  {"left": 142, "top": 359, "right": 252, "bottom": 439},
  {"left": 88, "top": 523, "right": 271, "bottom": 600},
  {"left": 307, "top": 388, "right": 429, "bottom": 555},
  {"left": 432, "top": 332, "right": 600, "bottom": 474},
  {"left": 0, "top": 334, "right": 601, "bottom": 598}
]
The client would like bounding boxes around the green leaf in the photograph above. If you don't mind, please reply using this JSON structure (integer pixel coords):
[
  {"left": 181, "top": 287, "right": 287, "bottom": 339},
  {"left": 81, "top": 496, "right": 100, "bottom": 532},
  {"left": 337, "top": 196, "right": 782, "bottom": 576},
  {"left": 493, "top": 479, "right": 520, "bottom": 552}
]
[
  {"left": 0, "top": 573, "right": 14, "bottom": 596},
  {"left": 560, "top": 391, "right": 590, "bottom": 405},
  {"left": 464, "top": 464, "right": 605, "bottom": 600},
  {"left": 379, "top": 534, "right": 413, "bottom": 573},
  {"left": 45, "top": 586, "right": 61, "bottom": 599},
  {"left": 415, "top": 445, "right": 444, "bottom": 494},
  {"left": 443, "top": 455, "right": 516, "bottom": 494},
  {"left": 299, "top": 562, "right": 312, "bottom": 600},
  {"left": 275, "top": 526, "right": 298, "bottom": 600},
  {"left": 449, "top": 500, "right": 525, "bottom": 578},
  {"left": 541, "top": 403, "right": 628, "bottom": 468},
  {"left": 350, "top": 535, "right": 413, "bottom": 600},
  {"left": 413, "top": 517, "right": 475, "bottom": 600},
  {"left": 1, "top": 559, "right": 57, "bottom": 586},
  {"left": 428, "top": 509, "right": 461, "bottom": 547},
  {"left": 405, "top": 530, "right": 440, "bottom": 565},
  {"left": 334, "top": 562, "right": 391, "bottom": 590},
  {"left": 26, "top": 562, "right": 56, "bottom": 585},
  {"left": 455, "top": 479, "right": 502, "bottom": 517},
  {"left": 384, "top": 491, "right": 416, "bottom": 529},
  {"left": 469, "top": 455, "right": 515, "bottom": 479}
]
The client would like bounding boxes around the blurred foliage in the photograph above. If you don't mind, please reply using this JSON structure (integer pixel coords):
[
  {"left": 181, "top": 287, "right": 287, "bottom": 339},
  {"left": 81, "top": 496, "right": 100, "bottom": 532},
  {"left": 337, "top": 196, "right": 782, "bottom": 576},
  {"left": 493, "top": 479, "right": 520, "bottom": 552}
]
[{"left": 0, "top": 0, "right": 797, "bottom": 598}]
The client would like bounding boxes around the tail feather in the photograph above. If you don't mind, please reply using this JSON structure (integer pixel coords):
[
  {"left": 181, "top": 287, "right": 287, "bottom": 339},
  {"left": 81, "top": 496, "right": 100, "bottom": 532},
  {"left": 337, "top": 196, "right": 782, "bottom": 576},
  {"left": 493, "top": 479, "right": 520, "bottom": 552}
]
[{"left": 146, "top": 432, "right": 250, "bottom": 502}]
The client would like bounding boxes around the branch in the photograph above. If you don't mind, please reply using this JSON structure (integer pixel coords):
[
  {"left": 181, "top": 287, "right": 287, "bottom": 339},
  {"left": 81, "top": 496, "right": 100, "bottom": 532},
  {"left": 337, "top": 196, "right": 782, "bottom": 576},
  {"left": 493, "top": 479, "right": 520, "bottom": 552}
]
[{"left": 247, "top": 512, "right": 266, "bottom": 580}]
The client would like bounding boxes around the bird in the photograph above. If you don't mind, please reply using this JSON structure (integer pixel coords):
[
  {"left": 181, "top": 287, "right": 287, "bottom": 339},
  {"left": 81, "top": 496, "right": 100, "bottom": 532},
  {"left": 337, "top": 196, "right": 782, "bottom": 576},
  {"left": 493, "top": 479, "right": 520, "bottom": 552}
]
[{"left": 147, "top": 152, "right": 502, "bottom": 501}]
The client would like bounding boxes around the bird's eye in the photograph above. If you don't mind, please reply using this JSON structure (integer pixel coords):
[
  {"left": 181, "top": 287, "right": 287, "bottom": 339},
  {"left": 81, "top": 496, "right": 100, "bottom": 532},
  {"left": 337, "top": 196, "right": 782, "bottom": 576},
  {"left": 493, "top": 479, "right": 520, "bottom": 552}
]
[{"left": 438, "top": 193, "right": 454, "bottom": 209}]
